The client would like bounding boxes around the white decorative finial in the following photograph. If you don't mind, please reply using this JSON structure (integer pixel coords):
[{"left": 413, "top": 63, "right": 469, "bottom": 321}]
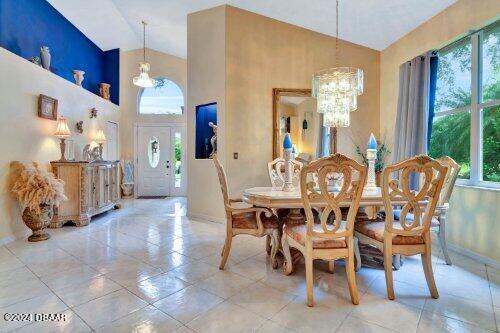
[
  {"left": 282, "top": 134, "right": 294, "bottom": 192},
  {"left": 364, "top": 133, "right": 380, "bottom": 196}
]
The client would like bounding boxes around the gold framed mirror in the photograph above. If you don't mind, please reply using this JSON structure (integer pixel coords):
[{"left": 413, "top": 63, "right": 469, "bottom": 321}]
[{"left": 272, "top": 88, "right": 322, "bottom": 161}]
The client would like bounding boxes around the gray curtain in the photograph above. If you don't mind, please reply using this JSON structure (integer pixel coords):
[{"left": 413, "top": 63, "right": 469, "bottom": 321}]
[
  {"left": 393, "top": 52, "right": 433, "bottom": 163},
  {"left": 316, "top": 113, "right": 325, "bottom": 158},
  {"left": 393, "top": 52, "right": 433, "bottom": 189}
]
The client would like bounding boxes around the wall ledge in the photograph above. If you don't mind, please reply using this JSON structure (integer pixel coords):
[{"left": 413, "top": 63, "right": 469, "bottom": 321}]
[{"left": 1, "top": 47, "right": 120, "bottom": 108}]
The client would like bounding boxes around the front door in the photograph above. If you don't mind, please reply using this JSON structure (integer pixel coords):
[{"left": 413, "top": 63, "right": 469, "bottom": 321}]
[{"left": 137, "top": 126, "right": 171, "bottom": 197}]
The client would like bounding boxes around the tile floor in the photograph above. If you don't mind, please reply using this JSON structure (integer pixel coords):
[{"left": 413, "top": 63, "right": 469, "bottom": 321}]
[{"left": 0, "top": 197, "right": 498, "bottom": 332}]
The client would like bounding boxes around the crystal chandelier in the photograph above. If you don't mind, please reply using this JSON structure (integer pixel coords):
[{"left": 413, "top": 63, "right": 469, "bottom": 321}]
[
  {"left": 133, "top": 21, "right": 155, "bottom": 88},
  {"left": 312, "top": 0, "right": 363, "bottom": 128}
]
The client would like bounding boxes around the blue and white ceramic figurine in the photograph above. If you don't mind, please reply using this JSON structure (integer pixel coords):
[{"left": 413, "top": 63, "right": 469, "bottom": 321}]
[
  {"left": 364, "top": 133, "right": 380, "bottom": 195},
  {"left": 282, "top": 133, "right": 294, "bottom": 192}
]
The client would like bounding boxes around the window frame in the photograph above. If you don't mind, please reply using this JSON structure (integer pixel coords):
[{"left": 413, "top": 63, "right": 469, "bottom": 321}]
[
  {"left": 433, "top": 24, "right": 500, "bottom": 189},
  {"left": 137, "top": 77, "right": 185, "bottom": 116}
]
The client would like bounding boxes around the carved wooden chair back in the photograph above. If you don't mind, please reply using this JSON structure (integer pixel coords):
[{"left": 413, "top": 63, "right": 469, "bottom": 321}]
[
  {"left": 435, "top": 156, "right": 460, "bottom": 206},
  {"left": 300, "top": 154, "right": 367, "bottom": 243},
  {"left": 213, "top": 155, "right": 230, "bottom": 212},
  {"left": 382, "top": 155, "right": 447, "bottom": 237},
  {"left": 268, "top": 157, "right": 302, "bottom": 187}
]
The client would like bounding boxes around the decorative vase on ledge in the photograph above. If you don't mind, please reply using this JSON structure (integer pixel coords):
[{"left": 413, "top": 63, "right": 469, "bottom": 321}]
[
  {"left": 73, "top": 70, "right": 85, "bottom": 86},
  {"left": 40, "top": 46, "right": 51, "bottom": 70},
  {"left": 99, "top": 83, "right": 111, "bottom": 100}
]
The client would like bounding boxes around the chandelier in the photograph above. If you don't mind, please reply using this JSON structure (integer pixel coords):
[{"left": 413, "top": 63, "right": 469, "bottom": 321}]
[
  {"left": 312, "top": 0, "right": 363, "bottom": 128},
  {"left": 133, "top": 21, "right": 155, "bottom": 88}
]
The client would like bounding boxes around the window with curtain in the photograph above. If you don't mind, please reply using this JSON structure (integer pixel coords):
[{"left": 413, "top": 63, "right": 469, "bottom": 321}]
[{"left": 429, "top": 21, "right": 499, "bottom": 186}]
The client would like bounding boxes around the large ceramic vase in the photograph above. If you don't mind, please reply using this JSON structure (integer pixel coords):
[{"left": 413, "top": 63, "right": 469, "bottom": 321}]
[
  {"left": 73, "top": 70, "right": 85, "bottom": 86},
  {"left": 40, "top": 46, "right": 51, "bottom": 70},
  {"left": 22, "top": 204, "right": 53, "bottom": 242}
]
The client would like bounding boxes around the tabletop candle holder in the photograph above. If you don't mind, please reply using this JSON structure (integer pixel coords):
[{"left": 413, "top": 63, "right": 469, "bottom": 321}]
[
  {"left": 282, "top": 133, "right": 294, "bottom": 192},
  {"left": 363, "top": 133, "right": 381, "bottom": 195}
]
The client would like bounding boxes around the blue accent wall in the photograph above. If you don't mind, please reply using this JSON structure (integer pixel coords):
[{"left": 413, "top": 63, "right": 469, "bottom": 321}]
[
  {"left": 0, "top": 0, "right": 119, "bottom": 105},
  {"left": 195, "top": 103, "right": 217, "bottom": 159},
  {"left": 103, "top": 49, "right": 120, "bottom": 105}
]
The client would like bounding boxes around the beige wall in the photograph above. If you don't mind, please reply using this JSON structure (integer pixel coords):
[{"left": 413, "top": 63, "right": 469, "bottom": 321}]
[
  {"left": 0, "top": 47, "right": 120, "bottom": 243},
  {"left": 119, "top": 48, "right": 187, "bottom": 160},
  {"left": 224, "top": 6, "right": 380, "bottom": 204},
  {"left": 187, "top": 6, "right": 227, "bottom": 221},
  {"left": 186, "top": 5, "right": 380, "bottom": 220},
  {"left": 380, "top": 0, "right": 500, "bottom": 261}
]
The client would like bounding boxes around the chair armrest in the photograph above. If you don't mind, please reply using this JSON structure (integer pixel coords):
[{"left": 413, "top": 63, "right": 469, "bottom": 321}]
[
  {"left": 225, "top": 205, "right": 274, "bottom": 235},
  {"left": 229, "top": 198, "right": 243, "bottom": 203}
]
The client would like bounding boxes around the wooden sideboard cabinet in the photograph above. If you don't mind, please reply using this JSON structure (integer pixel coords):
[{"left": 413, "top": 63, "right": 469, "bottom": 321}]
[{"left": 50, "top": 160, "right": 120, "bottom": 228}]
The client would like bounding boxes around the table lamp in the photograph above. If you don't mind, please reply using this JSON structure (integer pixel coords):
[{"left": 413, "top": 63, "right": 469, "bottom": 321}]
[
  {"left": 95, "top": 129, "right": 106, "bottom": 160},
  {"left": 54, "top": 117, "right": 71, "bottom": 161}
]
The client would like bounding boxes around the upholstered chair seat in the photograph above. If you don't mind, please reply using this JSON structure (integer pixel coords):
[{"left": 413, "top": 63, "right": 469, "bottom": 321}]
[
  {"left": 354, "top": 220, "right": 424, "bottom": 245},
  {"left": 232, "top": 212, "right": 279, "bottom": 229},
  {"left": 283, "top": 223, "right": 347, "bottom": 249}
]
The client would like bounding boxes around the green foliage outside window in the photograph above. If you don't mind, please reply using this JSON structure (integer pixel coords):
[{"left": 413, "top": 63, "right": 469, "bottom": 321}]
[{"left": 429, "top": 23, "right": 499, "bottom": 183}]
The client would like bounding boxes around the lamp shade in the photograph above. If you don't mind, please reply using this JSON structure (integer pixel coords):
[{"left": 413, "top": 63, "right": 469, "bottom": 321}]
[
  {"left": 54, "top": 117, "right": 71, "bottom": 138},
  {"left": 95, "top": 129, "right": 106, "bottom": 143}
]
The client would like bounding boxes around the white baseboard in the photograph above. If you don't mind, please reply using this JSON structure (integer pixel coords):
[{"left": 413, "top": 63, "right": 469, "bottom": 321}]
[
  {"left": 187, "top": 212, "right": 225, "bottom": 224},
  {"left": 0, "top": 231, "right": 29, "bottom": 246},
  {"left": 447, "top": 242, "right": 500, "bottom": 269}
]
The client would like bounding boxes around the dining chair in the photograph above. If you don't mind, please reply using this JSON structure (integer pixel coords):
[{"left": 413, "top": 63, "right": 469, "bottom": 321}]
[
  {"left": 265, "top": 157, "right": 303, "bottom": 254},
  {"left": 354, "top": 155, "right": 447, "bottom": 300},
  {"left": 268, "top": 157, "right": 303, "bottom": 187},
  {"left": 281, "top": 153, "right": 367, "bottom": 307},
  {"left": 433, "top": 156, "right": 460, "bottom": 265},
  {"left": 213, "top": 155, "right": 280, "bottom": 270},
  {"left": 392, "top": 156, "right": 460, "bottom": 265}
]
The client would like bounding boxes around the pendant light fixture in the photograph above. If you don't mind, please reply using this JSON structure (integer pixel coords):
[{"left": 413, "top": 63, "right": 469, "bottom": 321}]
[
  {"left": 133, "top": 21, "right": 155, "bottom": 88},
  {"left": 312, "top": 0, "right": 363, "bottom": 128}
]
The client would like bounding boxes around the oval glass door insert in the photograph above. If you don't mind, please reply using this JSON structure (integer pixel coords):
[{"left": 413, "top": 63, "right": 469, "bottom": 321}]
[{"left": 148, "top": 137, "right": 160, "bottom": 168}]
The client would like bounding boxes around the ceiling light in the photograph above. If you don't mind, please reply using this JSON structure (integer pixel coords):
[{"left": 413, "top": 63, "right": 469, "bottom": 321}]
[
  {"left": 133, "top": 21, "right": 155, "bottom": 88},
  {"left": 312, "top": 0, "right": 364, "bottom": 128}
]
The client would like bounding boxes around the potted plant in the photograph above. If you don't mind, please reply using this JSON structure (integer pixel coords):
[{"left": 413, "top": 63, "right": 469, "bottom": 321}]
[
  {"left": 355, "top": 141, "right": 391, "bottom": 186},
  {"left": 9, "top": 161, "right": 67, "bottom": 242}
]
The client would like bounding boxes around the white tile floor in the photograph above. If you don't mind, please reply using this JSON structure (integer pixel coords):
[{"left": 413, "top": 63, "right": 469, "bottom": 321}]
[{"left": 0, "top": 197, "right": 498, "bottom": 332}]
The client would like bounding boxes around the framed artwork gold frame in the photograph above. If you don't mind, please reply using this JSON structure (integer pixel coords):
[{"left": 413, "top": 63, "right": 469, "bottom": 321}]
[{"left": 38, "top": 94, "right": 58, "bottom": 120}]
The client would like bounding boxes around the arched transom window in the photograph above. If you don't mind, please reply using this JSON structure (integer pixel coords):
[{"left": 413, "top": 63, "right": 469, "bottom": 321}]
[{"left": 138, "top": 78, "right": 184, "bottom": 115}]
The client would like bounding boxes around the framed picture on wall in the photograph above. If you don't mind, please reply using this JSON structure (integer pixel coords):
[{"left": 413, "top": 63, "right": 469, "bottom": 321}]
[{"left": 38, "top": 94, "right": 58, "bottom": 120}]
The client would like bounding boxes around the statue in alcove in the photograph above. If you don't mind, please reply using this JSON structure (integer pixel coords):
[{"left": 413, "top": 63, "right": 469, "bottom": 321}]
[{"left": 208, "top": 122, "right": 217, "bottom": 158}]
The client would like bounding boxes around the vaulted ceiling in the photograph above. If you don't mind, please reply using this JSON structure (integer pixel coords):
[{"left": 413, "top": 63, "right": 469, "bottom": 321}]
[{"left": 48, "top": 0, "right": 457, "bottom": 58}]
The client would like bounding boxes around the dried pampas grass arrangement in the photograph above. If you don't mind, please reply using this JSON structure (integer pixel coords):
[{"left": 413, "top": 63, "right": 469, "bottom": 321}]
[{"left": 10, "top": 161, "right": 67, "bottom": 214}]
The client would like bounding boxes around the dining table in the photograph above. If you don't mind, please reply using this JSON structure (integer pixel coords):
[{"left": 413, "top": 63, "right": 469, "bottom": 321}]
[{"left": 242, "top": 186, "right": 416, "bottom": 272}]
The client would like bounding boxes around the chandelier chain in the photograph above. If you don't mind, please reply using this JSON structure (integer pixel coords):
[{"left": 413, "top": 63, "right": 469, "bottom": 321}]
[
  {"left": 142, "top": 21, "right": 146, "bottom": 62},
  {"left": 335, "top": 0, "right": 339, "bottom": 67}
]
